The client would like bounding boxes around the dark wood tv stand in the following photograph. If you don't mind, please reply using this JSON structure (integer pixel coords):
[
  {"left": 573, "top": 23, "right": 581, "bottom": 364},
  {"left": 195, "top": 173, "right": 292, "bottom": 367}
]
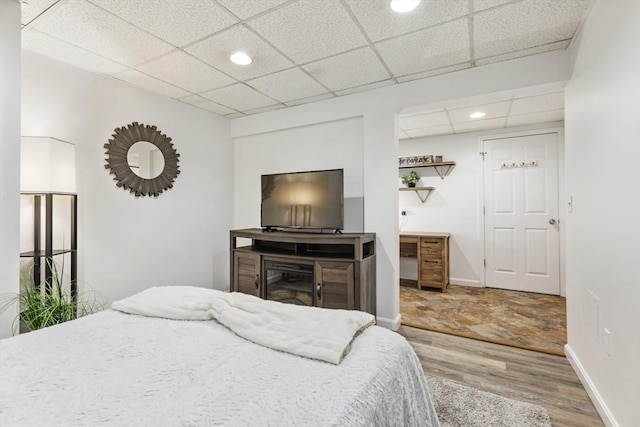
[{"left": 230, "top": 228, "right": 376, "bottom": 315}]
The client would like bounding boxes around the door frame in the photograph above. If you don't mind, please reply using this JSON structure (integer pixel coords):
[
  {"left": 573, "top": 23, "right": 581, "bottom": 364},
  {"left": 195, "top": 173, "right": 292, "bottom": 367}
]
[{"left": 478, "top": 126, "right": 566, "bottom": 296}]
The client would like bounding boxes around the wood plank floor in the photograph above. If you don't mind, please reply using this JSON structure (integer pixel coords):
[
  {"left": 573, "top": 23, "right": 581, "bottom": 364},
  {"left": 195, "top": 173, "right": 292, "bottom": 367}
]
[{"left": 399, "top": 326, "right": 604, "bottom": 427}]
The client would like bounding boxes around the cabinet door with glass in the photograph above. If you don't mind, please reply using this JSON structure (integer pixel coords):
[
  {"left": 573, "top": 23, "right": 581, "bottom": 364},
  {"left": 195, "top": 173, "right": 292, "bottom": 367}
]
[{"left": 314, "top": 261, "right": 354, "bottom": 310}]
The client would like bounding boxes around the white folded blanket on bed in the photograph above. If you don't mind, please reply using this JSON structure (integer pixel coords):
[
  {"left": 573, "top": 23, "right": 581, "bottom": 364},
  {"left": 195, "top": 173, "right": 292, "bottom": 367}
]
[{"left": 112, "top": 286, "right": 375, "bottom": 364}]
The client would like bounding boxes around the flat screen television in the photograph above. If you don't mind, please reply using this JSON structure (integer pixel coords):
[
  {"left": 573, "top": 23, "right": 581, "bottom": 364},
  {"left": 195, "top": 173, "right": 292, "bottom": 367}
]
[{"left": 261, "top": 169, "right": 344, "bottom": 232}]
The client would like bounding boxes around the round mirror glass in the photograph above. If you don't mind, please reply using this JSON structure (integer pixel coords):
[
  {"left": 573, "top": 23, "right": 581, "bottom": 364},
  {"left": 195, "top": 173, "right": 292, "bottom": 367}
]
[{"left": 127, "top": 141, "right": 165, "bottom": 179}]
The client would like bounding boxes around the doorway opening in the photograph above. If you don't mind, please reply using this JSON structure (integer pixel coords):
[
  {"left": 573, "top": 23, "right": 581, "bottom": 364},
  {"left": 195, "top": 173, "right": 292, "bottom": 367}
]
[{"left": 397, "top": 92, "right": 567, "bottom": 355}]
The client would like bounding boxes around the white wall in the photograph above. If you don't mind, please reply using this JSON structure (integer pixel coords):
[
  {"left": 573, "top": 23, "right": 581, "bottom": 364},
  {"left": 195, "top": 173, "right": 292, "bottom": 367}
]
[
  {"left": 21, "top": 51, "right": 234, "bottom": 306},
  {"left": 234, "top": 116, "right": 364, "bottom": 232},
  {"left": 564, "top": 1, "right": 640, "bottom": 426},
  {"left": 0, "top": 0, "right": 21, "bottom": 339},
  {"left": 231, "top": 50, "right": 572, "bottom": 329},
  {"left": 398, "top": 123, "right": 566, "bottom": 296}
]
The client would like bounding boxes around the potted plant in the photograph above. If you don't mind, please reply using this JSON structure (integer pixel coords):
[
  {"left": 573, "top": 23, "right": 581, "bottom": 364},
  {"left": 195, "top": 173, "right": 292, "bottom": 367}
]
[
  {"left": 401, "top": 170, "right": 420, "bottom": 188},
  {"left": 0, "top": 260, "right": 103, "bottom": 333}
]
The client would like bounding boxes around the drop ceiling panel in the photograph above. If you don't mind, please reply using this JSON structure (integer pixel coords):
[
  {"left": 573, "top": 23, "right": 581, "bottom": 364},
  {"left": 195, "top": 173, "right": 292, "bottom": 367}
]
[
  {"left": 19, "top": 0, "right": 591, "bottom": 117},
  {"left": 405, "top": 124, "right": 454, "bottom": 138},
  {"left": 115, "top": 70, "right": 192, "bottom": 99},
  {"left": 448, "top": 100, "right": 511, "bottom": 123},
  {"left": 216, "top": 0, "right": 290, "bottom": 20},
  {"left": 284, "top": 93, "right": 336, "bottom": 107},
  {"left": 185, "top": 25, "right": 293, "bottom": 82},
  {"left": 29, "top": 0, "right": 174, "bottom": 66},
  {"left": 396, "top": 63, "right": 471, "bottom": 83},
  {"left": 248, "top": 0, "right": 368, "bottom": 64},
  {"left": 201, "top": 83, "right": 278, "bottom": 111},
  {"left": 474, "top": 0, "right": 590, "bottom": 59},
  {"left": 248, "top": 68, "right": 329, "bottom": 103},
  {"left": 244, "top": 104, "right": 287, "bottom": 115},
  {"left": 303, "top": 47, "right": 390, "bottom": 92},
  {"left": 453, "top": 117, "right": 505, "bottom": 133},
  {"left": 138, "top": 50, "right": 236, "bottom": 93},
  {"left": 21, "top": 0, "right": 58, "bottom": 25},
  {"left": 346, "top": 0, "right": 468, "bottom": 42},
  {"left": 335, "top": 79, "right": 394, "bottom": 96},
  {"left": 475, "top": 40, "right": 570, "bottom": 66},
  {"left": 473, "top": 0, "right": 514, "bottom": 12},
  {"left": 89, "top": 0, "right": 238, "bottom": 47},
  {"left": 507, "top": 109, "right": 564, "bottom": 126},
  {"left": 511, "top": 91, "right": 564, "bottom": 115},
  {"left": 376, "top": 19, "right": 470, "bottom": 77},
  {"left": 22, "top": 29, "right": 128, "bottom": 75},
  {"left": 400, "top": 111, "right": 450, "bottom": 130},
  {"left": 179, "top": 95, "right": 237, "bottom": 116}
]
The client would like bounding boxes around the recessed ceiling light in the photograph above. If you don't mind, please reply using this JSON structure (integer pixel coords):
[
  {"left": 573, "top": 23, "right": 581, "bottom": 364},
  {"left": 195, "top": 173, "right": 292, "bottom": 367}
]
[
  {"left": 230, "top": 52, "right": 252, "bottom": 65},
  {"left": 390, "top": 0, "right": 421, "bottom": 13},
  {"left": 470, "top": 111, "right": 486, "bottom": 119}
]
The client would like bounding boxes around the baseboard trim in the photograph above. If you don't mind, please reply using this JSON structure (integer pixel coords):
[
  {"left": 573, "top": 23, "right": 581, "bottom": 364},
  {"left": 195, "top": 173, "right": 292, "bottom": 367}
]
[
  {"left": 450, "top": 278, "right": 481, "bottom": 287},
  {"left": 376, "top": 313, "right": 402, "bottom": 331},
  {"left": 564, "top": 344, "right": 617, "bottom": 427}
]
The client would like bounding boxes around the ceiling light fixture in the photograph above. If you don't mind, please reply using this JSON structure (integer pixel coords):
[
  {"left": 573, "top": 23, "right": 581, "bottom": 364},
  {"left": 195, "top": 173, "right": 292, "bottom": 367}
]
[
  {"left": 390, "top": 0, "right": 421, "bottom": 13},
  {"left": 230, "top": 52, "right": 252, "bottom": 65},
  {"left": 470, "top": 111, "right": 486, "bottom": 119}
]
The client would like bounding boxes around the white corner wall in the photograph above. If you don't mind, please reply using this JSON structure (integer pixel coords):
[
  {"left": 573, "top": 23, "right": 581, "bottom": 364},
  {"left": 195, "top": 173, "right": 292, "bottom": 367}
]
[
  {"left": 564, "top": 1, "right": 640, "bottom": 426},
  {"left": 398, "top": 123, "right": 566, "bottom": 295},
  {"left": 21, "top": 51, "right": 234, "bottom": 306},
  {"left": 231, "top": 50, "right": 572, "bottom": 329},
  {"left": 0, "top": 0, "right": 21, "bottom": 339}
]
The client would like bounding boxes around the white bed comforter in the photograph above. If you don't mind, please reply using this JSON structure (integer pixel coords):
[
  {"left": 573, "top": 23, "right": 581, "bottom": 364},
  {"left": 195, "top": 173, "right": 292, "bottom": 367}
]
[
  {"left": 111, "top": 286, "right": 375, "bottom": 364},
  {"left": 0, "top": 310, "right": 439, "bottom": 427}
]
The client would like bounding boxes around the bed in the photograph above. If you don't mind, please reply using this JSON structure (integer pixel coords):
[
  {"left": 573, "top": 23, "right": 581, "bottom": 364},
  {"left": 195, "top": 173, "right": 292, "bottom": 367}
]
[{"left": 0, "top": 287, "right": 439, "bottom": 426}]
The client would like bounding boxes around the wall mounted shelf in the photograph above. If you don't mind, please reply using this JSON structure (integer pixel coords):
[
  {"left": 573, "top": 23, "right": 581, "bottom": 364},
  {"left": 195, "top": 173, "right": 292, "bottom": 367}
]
[
  {"left": 399, "top": 186, "right": 434, "bottom": 203},
  {"left": 399, "top": 161, "right": 456, "bottom": 180}
]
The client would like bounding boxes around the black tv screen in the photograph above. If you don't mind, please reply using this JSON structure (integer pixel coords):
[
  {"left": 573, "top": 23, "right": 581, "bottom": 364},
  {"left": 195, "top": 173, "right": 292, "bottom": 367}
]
[{"left": 261, "top": 169, "right": 344, "bottom": 231}]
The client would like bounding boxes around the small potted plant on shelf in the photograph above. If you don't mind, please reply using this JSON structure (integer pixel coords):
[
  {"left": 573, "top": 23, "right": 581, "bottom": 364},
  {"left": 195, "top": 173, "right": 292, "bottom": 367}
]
[{"left": 401, "top": 170, "right": 420, "bottom": 188}]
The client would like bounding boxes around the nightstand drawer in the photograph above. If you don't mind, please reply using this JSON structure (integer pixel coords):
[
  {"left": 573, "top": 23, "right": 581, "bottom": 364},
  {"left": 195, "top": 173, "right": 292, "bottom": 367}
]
[{"left": 420, "top": 265, "right": 444, "bottom": 282}]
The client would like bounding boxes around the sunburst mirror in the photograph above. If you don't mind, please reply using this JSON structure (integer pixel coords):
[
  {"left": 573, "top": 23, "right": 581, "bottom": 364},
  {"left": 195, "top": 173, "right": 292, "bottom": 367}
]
[{"left": 104, "top": 122, "right": 180, "bottom": 197}]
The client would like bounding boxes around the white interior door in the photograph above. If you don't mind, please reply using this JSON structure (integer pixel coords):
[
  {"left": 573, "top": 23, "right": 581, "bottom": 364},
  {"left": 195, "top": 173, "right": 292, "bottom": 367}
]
[{"left": 483, "top": 132, "right": 560, "bottom": 295}]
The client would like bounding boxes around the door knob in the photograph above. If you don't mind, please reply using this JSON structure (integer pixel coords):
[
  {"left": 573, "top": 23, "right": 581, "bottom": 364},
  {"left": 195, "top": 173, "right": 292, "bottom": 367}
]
[{"left": 549, "top": 218, "right": 557, "bottom": 225}]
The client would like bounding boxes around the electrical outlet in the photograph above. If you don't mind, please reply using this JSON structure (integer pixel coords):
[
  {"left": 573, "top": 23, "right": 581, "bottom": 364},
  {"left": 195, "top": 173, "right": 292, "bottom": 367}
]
[{"left": 603, "top": 328, "right": 612, "bottom": 356}]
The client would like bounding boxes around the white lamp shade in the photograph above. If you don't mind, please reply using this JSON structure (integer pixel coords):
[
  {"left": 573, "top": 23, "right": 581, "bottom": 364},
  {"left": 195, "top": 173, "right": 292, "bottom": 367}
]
[{"left": 21, "top": 137, "right": 77, "bottom": 193}]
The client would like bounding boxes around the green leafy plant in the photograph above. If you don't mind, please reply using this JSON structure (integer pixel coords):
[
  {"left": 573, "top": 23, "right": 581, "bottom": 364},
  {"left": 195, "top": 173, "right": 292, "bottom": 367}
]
[
  {"left": 0, "top": 260, "right": 103, "bottom": 333},
  {"left": 401, "top": 170, "right": 420, "bottom": 187}
]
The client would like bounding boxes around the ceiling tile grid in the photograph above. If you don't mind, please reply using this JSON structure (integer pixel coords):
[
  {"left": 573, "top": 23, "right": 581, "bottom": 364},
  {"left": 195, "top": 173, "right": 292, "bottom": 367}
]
[
  {"left": 116, "top": 69, "right": 192, "bottom": 99},
  {"left": 185, "top": 25, "right": 293, "bottom": 82},
  {"left": 473, "top": 0, "right": 591, "bottom": 59},
  {"left": 247, "top": 67, "right": 329, "bottom": 103},
  {"left": 247, "top": 0, "right": 368, "bottom": 64},
  {"left": 22, "top": 29, "right": 129, "bottom": 75},
  {"left": 303, "top": 47, "right": 391, "bottom": 92},
  {"left": 137, "top": 50, "right": 236, "bottom": 93},
  {"left": 179, "top": 95, "right": 238, "bottom": 116},
  {"left": 88, "top": 0, "right": 238, "bottom": 47},
  {"left": 345, "top": 0, "right": 469, "bottom": 42},
  {"left": 200, "top": 83, "right": 280, "bottom": 112},
  {"left": 20, "top": 0, "right": 589, "bottom": 119},
  {"left": 28, "top": 0, "right": 175, "bottom": 67},
  {"left": 375, "top": 18, "right": 471, "bottom": 77}
]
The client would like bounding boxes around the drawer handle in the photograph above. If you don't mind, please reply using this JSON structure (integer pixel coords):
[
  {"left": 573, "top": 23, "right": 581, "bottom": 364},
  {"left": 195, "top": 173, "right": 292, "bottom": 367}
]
[
  {"left": 423, "top": 240, "right": 439, "bottom": 244},
  {"left": 254, "top": 274, "right": 260, "bottom": 289},
  {"left": 424, "top": 259, "right": 439, "bottom": 263},
  {"left": 317, "top": 283, "right": 322, "bottom": 299}
]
